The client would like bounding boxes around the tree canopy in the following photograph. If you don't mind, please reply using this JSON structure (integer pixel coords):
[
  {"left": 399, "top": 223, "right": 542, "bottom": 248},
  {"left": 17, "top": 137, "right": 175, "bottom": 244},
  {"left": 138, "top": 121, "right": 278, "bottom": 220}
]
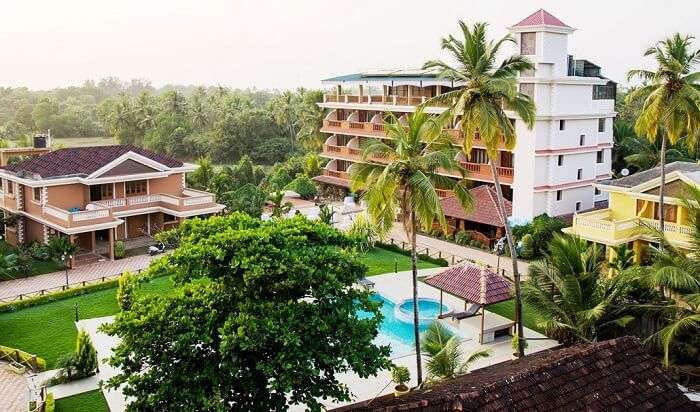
[{"left": 103, "top": 214, "right": 391, "bottom": 411}]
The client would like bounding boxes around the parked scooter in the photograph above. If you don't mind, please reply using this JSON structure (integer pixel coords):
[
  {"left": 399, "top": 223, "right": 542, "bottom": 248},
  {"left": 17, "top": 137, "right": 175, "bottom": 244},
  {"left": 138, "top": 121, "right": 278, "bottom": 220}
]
[{"left": 148, "top": 242, "right": 166, "bottom": 256}]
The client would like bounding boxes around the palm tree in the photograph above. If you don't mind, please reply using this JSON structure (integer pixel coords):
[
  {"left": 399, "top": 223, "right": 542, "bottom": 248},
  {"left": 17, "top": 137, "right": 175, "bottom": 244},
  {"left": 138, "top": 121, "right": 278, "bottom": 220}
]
[
  {"left": 133, "top": 91, "right": 156, "bottom": 131},
  {"left": 350, "top": 107, "right": 473, "bottom": 385},
  {"left": 626, "top": 34, "right": 700, "bottom": 237},
  {"left": 615, "top": 123, "right": 691, "bottom": 172},
  {"left": 420, "top": 322, "right": 490, "bottom": 383},
  {"left": 523, "top": 234, "right": 633, "bottom": 345},
  {"left": 270, "top": 91, "right": 298, "bottom": 148},
  {"left": 645, "top": 182, "right": 700, "bottom": 366},
  {"left": 423, "top": 21, "right": 536, "bottom": 357},
  {"left": 190, "top": 157, "right": 216, "bottom": 191}
]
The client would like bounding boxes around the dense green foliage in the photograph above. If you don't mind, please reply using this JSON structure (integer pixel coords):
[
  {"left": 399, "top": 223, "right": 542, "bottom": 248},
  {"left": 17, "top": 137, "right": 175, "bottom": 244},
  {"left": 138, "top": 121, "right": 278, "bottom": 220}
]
[
  {"left": 512, "top": 214, "right": 566, "bottom": 259},
  {"left": 103, "top": 214, "right": 392, "bottom": 411},
  {"left": 53, "top": 329, "right": 98, "bottom": 383},
  {"left": 420, "top": 322, "right": 490, "bottom": 382}
]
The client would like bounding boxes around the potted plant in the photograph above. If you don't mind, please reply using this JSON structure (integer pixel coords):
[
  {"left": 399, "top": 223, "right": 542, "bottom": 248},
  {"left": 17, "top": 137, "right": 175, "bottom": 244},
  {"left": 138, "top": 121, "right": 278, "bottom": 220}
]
[{"left": 391, "top": 366, "right": 410, "bottom": 396}]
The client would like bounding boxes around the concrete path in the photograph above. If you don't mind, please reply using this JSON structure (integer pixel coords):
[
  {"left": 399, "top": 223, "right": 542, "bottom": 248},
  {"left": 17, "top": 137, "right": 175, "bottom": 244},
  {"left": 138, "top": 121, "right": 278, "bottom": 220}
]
[
  {"left": 47, "top": 375, "right": 100, "bottom": 400},
  {"left": 78, "top": 316, "right": 125, "bottom": 412},
  {"left": 388, "top": 226, "right": 530, "bottom": 278},
  {"left": 0, "top": 363, "right": 29, "bottom": 412},
  {"left": 0, "top": 254, "right": 158, "bottom": 301}
]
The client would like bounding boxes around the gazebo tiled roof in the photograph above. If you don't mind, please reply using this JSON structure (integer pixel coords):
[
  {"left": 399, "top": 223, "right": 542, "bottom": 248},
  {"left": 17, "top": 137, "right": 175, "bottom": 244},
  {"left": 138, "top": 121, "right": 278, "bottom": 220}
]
[
  {"left": 513, "top": 9, "right": 570, "bottom": 28},
  {"left": 424, "top": 263, "right": 511, "bottom": 305},
  {"left": 440, "top": 185, "right": 511, "bottom": 227}
]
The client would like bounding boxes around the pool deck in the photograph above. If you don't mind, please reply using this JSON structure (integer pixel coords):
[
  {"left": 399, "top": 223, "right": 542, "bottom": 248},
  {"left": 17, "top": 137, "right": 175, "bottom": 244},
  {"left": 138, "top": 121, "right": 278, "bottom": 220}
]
[{"left": 303, "top": 267, "right": 560, "bottom": 411}]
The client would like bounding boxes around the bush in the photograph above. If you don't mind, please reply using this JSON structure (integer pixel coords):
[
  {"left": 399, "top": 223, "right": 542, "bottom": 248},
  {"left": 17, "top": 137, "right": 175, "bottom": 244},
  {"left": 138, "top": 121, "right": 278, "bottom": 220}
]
[
  {"left": 347, "top": 214, "right": 379, "bottom": 253},
  {"left": 52, "top": 330, "right": 98, "bottom": 384},
  {"left": 28, "top": 242, "right": 51, "bottom": 261},
  {"left": 114, "top": 241, "right": 126, "bottom": 259},
  {"left": 519, "top": 234, "right": 535, "bottom": 259},
  {"left": 511, "top": 214, "right": 566, "bottom": 259},
  {"left": 429, "top": 228, "right": 444, "bottom": 238},
  {"left": 391, "top": 366, "right": 410, "bottom": 387},
  {"left": 154, "top": 228, "right": 180, "bottom": 249},
  {"left": 284, "top": 175, "right": 317, "bottom": 200},
  {"left": 0, "top": 278, "right": 120, "bottom": 313},
  {"left": 117, "top": 272, "right": 137, "bottom": 311},
  {"left": 454, "top": 231, "right": 472, "bottom": 246}
]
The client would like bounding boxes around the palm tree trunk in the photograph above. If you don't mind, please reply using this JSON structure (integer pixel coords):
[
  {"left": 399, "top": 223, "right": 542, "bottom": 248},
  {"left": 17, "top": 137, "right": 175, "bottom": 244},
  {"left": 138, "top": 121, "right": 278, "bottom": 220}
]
[
  {"left": 658, "top": 134, "right": 667, "bottom": 251},
  {"left": 409, "top": 210, "right": 423, "bottom": 385},
  {"left": 488, "top": 160, "right": 525, "bottom": 357}
]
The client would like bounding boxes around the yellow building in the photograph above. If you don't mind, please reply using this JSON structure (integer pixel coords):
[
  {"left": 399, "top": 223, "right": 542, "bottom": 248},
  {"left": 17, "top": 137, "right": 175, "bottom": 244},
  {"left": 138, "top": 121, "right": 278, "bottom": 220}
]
[{"left": 563, "top": 162, "right": 700, "bottom": 261}]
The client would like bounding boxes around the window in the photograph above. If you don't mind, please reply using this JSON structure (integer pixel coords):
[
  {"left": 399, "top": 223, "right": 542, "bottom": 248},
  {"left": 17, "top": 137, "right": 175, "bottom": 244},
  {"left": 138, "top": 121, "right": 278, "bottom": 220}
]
[
  {"left": 470, "top": 148, "right": 489, "bottom": 164},
  {"left": 0, "top": 178, "right": 4, "bottom": 192},
  {"left": 163, "top": 213, "right": 177, "bottom": 222},
  {"left": 557, "top": 155, "right": 564, "bottom": 166},
  {"left": 520, "top": 67, "right": 535, "bottom": 77},
  {"left": 125, "top": 180, "right": 147, "bottom": 196},
  {"left": 7, "top": 181, "right": 14, "bottom": 195},
  {"left": 520, "top": 32, "right": 536, "bottom": 55},
  {"left": 594, "top": 187, "right": 601, "bottom": 195},
  {"left": 559, "top": 120, "right": 566, "bottom": 131},
  {"left": 556, "top": 190, "right": 562, "bottom": 201},
  {"left": 33, "top": 187, "right": 42, "bottom": 202},
  {"left": 579, "top": 134, "right": 586, "bottom": 146},
  {"left": 519, "top": 83, "right": 534, "bottom": 98},
  {"left": 577, "top": 168, "right": 583, "bottom": 180},
  {"left": 101, "top": 184, "right": 113, "bottom": 199},
  {"left": 576, "top": 201, "right": 582, "bottom": 212},
  {"left": 653, "top": 203, "right": 678, "bottom": 223},
  {"left": 598, "top": 118, "right": 606, "bottom": 132},
  {"left": 597, "top": 150, "right": 604, "bottom": 163}
]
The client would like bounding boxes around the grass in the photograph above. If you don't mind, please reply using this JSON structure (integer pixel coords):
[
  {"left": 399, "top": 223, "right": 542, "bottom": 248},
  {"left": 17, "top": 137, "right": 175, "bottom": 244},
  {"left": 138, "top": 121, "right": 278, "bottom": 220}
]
[
  {"left": 0, "top": 248, "right": 427, "bottom": 368},
  {"left": 54, "top": 390, "right": 109, "bottom": 412},
  {"left": 0, "top": 276, "right": 175, "bottom": 369},
  {"left": 487, "top": 299, "right": 546, "bottom": 333},
  {"left": 360, "top": 247, "right": 440, "bottom": 276},
  {"left": 52, "top": 136, "right": 117, "bottom": 147}
]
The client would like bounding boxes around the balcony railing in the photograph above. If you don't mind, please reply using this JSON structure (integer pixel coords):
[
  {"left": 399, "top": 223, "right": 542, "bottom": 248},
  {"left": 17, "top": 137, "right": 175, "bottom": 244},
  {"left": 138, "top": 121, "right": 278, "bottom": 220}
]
[
  {"left": 323, "top": 169, "right": 350, "bottom": 180},
  {"left": 42, "top": 204, "right": 114, "bottom": 228},
  {"left": 323, "top": 94, "right": 449, "bottom": 107},
  {"left": 89, "top": 190, "right": 216, "bottom": 213},
  {"left": 460, "top": 162, "right": 514, "bottom": 184},
  {"left": 571, "top": 209, "right": 694, "bottom": 242}
]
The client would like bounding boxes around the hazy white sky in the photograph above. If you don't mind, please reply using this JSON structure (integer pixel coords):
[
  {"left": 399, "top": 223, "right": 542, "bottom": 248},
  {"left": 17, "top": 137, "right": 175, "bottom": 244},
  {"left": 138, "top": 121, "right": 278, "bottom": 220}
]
[{"left": 2, "top": 0, "right": 698, "bottom": 91}]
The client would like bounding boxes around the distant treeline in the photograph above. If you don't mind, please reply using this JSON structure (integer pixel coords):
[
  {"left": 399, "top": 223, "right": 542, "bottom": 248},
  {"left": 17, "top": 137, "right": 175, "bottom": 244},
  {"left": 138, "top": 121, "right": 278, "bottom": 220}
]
[{"left": 0, "top": 77, "right": 325, "bottom": 164}]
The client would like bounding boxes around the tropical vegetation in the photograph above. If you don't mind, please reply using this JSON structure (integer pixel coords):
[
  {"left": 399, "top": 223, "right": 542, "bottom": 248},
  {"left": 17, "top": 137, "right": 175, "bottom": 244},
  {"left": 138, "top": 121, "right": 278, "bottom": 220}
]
[
  {"left": 420, "top": 322, "right": 490, "bottom": 383},
  {"left": 423, "top": 21, "right": 536, "bottom": 357},
  {"left": 350, "top": 107, "right": 473, "bottom": 384}
]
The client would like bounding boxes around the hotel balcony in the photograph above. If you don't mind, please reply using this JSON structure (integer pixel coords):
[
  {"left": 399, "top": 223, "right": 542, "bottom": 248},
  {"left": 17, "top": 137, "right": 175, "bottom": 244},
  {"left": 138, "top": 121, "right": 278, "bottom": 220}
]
[
  {"left": 322, "top": 93, "right": 451, "bottom": 108},
  {"left": 39, "top": 188, "right": 220, "bottom": 231},
  {"left": 565, "top": 209, "right": 693, "bottom": 247}
]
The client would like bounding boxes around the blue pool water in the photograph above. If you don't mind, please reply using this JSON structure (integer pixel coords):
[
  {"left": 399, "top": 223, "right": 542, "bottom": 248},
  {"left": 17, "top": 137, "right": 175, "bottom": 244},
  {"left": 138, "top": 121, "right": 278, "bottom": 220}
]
[{"left": 358, "top": 294, "right": 457, "bottom": 356}]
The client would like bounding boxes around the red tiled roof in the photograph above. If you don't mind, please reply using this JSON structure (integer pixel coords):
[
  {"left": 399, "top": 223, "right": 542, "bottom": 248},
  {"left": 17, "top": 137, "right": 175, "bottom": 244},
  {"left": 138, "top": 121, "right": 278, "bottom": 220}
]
[
  {"left": 312, "top": 175, "right": 351, "bottom": 188},
  {"left": 332, "top": 336, "right": 698, "bottom": 412},
  {"left": 513, "top": 9, "right": 570, "bottom": 28},
  {"left": 3, "top": 145, "right": 183, "bottom": 178},
  {"left": 424, "top": 263, "right": 511, "bottom": 305},
  {"left": 441, "top": 185, "right": 511, "bottom": 227}
]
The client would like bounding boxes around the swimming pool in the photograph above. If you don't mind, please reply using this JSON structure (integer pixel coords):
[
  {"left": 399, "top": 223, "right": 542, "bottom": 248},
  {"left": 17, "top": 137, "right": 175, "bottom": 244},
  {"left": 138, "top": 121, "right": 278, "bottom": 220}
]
[{"left": 358, "top": 294, "right": 463, "bottom": 357}]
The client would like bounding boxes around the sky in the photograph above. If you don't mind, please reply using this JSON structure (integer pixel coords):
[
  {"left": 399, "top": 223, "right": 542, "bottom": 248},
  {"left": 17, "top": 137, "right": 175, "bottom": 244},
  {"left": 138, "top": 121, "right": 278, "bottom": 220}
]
[{"left": 2, "top": 0, "right": 698, "bottom": 91}]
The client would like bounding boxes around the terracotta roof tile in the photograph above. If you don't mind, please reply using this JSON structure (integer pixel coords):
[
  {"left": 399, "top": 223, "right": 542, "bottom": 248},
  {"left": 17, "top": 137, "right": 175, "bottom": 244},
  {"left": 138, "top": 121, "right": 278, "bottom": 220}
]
[
  {"left": 312, "top": 175, "right": 351, "bottom": 188},
  {"left": 441, "top": 185, "right": 511, "bottom": 227},
  {"left": 513, "top": 9, "right": 570, "bottom": 28},
  {"left": 332, "top": 337, "right": 698, "bottom": 412},
  {"left": 3, "top": 145, "right": 183, "bottom": 179},
  {"left": 424, "top": 263, "right": 511, "bottom": 305}
]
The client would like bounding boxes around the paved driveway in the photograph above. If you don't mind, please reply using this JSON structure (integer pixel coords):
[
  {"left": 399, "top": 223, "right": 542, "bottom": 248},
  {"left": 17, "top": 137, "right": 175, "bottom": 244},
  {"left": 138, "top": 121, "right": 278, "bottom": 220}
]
[{"left": 0, "top": 255, "right": 158, "bottom": 301}]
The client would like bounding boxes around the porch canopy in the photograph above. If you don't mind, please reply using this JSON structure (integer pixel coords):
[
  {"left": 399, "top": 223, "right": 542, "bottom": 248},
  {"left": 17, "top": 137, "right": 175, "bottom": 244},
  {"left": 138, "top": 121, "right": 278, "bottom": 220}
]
[{"left": 425, "top": 263, "right": 511, "bottom": 343}]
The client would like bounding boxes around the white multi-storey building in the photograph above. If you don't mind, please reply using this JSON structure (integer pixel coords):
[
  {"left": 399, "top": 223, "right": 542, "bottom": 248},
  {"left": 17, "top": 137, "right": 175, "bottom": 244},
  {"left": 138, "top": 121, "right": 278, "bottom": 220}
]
[{"left": 314, "top": 9, "right": 615, "bottom": 237}]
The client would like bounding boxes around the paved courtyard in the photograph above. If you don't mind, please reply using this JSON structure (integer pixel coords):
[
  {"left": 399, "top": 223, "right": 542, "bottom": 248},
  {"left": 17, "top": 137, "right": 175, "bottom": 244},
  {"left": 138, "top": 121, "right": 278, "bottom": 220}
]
[
  {"left": 0, "top": 254, "right": 158, "bottom": 301},
  {"left": 0, "top": 364, "right": 29, "bottom": 412}
]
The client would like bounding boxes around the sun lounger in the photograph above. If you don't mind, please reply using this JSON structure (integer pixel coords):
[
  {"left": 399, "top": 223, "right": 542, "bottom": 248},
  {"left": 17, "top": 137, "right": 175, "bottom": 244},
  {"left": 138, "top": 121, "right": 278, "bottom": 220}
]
[
  {"left": 452, "top": 304, "right": 482, "bottom": 320},
  {"left": 358, "top": 278, "right": 375, "bottom": 290}
]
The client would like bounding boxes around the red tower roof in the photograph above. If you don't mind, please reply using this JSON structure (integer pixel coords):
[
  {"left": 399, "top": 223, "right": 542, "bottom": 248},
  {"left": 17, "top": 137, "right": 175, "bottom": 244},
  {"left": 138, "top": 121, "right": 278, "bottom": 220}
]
[{"left": 513, "top": 9, "right": 570, "bottom": 28}]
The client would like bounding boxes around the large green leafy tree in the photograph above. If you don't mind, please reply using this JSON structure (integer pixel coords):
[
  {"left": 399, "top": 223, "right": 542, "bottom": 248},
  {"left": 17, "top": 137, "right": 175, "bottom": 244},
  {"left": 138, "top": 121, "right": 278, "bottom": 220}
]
[
  {"left": 350, "top": 107, "right": 473, "bottom": 385},
  {"left": 627, "top": 34, "right": 700, "bottom": 236},
  {"left": 423, "top": 21, "right": 536, "bottom": 356},
  {"left": 104, "top": 214, "right": 391, "bottom": 411},
  {"left": 523, "top": 234, "right": 632, "bottom": 345}
]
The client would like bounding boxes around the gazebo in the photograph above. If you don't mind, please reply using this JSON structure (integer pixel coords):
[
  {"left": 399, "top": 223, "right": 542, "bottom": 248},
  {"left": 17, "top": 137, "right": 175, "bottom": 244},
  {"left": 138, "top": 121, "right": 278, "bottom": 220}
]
[{"left": 425, "top": 263, "right": 512, "bottom": 344}]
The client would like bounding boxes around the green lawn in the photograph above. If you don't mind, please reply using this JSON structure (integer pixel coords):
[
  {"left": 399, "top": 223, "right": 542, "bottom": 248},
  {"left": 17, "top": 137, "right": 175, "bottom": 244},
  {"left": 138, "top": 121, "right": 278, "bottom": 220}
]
[
  {"left": 0, "top": 276, "right": 175, "bottom": 368},
  {"left": 487, "top": 299, "right": 545, "bottom": 333},
  {"left": 0, "top": 248, "right": 426, "bottom": 368},
  {"left": 360, "top": 247, "right": 441, "bottom": 276},
  {"left": 55, "top": 390, "right": 109, "bottom": 412}
]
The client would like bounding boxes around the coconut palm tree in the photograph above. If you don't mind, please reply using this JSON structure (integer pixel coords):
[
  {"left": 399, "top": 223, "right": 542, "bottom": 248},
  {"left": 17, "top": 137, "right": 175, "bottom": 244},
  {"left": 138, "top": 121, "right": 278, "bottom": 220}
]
[
  {"left": 645, "top": 183, "right": 700, "bottom": 366},
  {"left": 190, "top": 157, "right": 216, "bottom": 191},
  {"left": 423, "top": 21, "right": 536, "bottom": 357},
  {"left": 350, "top": 107, "right": 473, "bottom": 385},
  {"left": 626, "top": 34, "right": 700, "bottom": 237},
  {"left": 523, "top": 234, "right": 633, "bottom": 345},
  {"left": 420, "top": 322, "right": 490, "bottom": 383}
]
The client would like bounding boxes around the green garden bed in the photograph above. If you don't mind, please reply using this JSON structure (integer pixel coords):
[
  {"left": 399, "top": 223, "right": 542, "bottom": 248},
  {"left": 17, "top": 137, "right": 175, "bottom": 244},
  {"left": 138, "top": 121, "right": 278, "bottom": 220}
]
[{"left": 54, "top": 389, "right": 109, "bottom": 412}]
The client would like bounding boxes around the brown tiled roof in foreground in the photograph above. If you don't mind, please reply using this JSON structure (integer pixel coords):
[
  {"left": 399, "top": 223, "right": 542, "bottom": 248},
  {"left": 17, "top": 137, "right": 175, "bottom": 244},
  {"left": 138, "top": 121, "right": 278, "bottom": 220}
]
[
  {"left": 441, "top": 185, "right": 511, "bottom": 227},
  {"left": 3, "top": 145, "right": 183, "bottom": 178},
  {"left": 424, "top": 263, "right": 511, "bottom": 305},
  {"left": 332, "top": 337, "right": 698, "bottom": 412},
  {"left": 312, "top": 174, "right": 351, "bottom": 188}
]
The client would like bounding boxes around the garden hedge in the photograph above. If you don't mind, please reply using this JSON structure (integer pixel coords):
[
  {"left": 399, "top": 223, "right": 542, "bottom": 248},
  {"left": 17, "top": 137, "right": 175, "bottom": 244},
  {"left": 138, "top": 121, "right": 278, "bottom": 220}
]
[{"left": 0, "top": 278, "right": 121, "bottom": 313}]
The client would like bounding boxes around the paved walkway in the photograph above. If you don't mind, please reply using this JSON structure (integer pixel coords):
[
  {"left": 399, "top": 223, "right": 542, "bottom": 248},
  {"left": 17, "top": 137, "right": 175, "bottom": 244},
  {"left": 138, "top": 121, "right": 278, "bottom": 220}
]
[
  {"left": 0, "top": 254, "right": 158, "bottom": 301},
  {"left": 47, "top": 375, "right": 101, "bottom": 400},
  {"left": 388, "top": 226, "right": 530, "bottom": 278},
  {"left": 0, "top": 363, "right": 29, "bottom": 412}
]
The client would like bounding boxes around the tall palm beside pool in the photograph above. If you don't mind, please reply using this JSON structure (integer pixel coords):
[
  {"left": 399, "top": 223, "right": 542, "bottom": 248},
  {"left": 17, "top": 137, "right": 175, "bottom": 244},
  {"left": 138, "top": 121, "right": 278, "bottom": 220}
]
[
  {"left": 423, "top": 21, "right": 536, "bottom": 357},
  {"left": 626, "top": 33, "right": 700, "bottom": 239},
  {"left": 350, "top": 107, "right": 473, "bottom": 385}
]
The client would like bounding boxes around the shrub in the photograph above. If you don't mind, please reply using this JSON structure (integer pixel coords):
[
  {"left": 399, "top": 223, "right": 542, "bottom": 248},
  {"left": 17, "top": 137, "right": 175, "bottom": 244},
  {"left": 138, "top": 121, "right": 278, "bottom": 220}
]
[
  {"left": 0, "top": 278, "right": 121, "bottom": 313},
  {"left": 454, "top": 231, "right": 472, "bottom": 246},
  {"left": 47, "top": 235, "right": 79, "bottom": 263},
  {"left": 429, "top": 228, "right": 444, "bottom": 238},
  {"left": 114, "top": 241, "right": 126, "bottom": 259},
  {"left": 511, "top": 214, "right": 566, "bottom": 259},
  {"left": 391, "top": 366, "right": 410, "bottom": 388},
  {"left": 285, "top": 175, "right": 317, "bottom": 200},
  {"left": 117, "top": 272, "right": 137, "bottom": 311},
  {"left": 154, "top": 228, "right": 180, "bottom": 249},
  {"left": 519, "top": 234, "right": 535, "bottom": 260},
  {"left": 52, "top": 329, "right": 98, "bottom": 384},
  {"left": 347, "top": 214, "right": 379, "bottom": 253},
  {"left": 28, "top": 242, "right": 51, "bottom": 261}
]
